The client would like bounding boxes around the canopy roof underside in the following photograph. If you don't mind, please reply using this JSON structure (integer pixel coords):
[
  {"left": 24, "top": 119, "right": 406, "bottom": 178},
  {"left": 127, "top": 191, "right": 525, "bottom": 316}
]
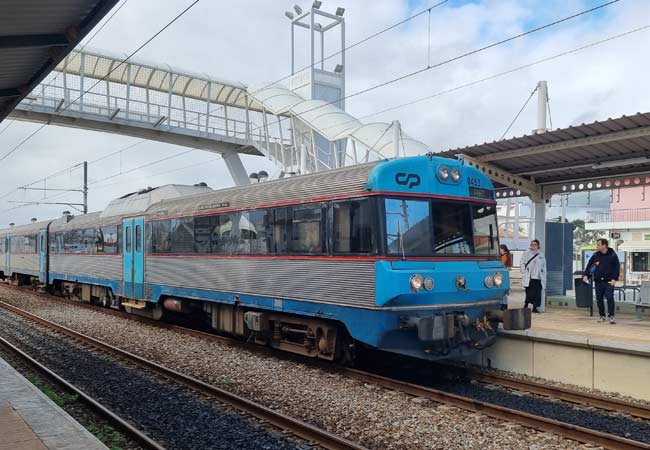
[
  {"left": 0, "top": 0, "right": 119, "bottom": 122},
  {"left": 440, "top": 112, "right": 650, "bottom": 188}
]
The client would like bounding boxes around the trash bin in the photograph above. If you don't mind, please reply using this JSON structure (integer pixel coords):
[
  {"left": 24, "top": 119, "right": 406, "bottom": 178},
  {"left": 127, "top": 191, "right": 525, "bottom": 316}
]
[{"left": 574, "top": 271, "right": 593, "bottom": 308}]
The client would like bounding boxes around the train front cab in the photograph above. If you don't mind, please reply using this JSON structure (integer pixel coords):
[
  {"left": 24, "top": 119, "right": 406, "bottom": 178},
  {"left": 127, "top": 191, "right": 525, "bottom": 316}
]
[{"left": 358, "top": 155, "right": 531, "bottom": 360}]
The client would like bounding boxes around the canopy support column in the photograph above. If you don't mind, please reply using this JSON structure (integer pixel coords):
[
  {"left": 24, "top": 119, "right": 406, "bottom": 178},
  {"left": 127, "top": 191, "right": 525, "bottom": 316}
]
[{"left": 534, "top": 200, "right": 547, "bottom": 312}]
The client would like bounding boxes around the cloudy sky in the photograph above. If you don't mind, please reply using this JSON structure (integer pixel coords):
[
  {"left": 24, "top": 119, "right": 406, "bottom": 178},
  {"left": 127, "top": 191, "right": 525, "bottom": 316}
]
[{"left": 0, "top": 0, "right": 648, "bottom": 225}]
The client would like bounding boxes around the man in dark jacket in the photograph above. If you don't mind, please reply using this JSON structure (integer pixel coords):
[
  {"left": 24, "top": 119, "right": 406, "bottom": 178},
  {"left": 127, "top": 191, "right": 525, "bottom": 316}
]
[{"left": 582, "top": 238, "right": 620, "bottom": 324}]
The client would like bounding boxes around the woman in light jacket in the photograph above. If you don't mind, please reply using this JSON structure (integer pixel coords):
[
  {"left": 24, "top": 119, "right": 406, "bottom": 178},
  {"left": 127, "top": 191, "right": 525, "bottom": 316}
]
[{"left": 520, "top": 239, "right": 546, "bottom": 313}]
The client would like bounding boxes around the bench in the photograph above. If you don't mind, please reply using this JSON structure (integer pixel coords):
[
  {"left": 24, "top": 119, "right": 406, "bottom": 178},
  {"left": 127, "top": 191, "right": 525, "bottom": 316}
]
[{"left": 637, "top": 282, "right": 650, "bottom": 320}]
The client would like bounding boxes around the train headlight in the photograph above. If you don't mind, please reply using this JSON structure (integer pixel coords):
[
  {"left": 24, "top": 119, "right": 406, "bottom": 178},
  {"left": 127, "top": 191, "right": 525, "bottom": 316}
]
[
  {"left": 437, "top": 165, "right": 450, "bottom": 181},
  {"left": 423, "top": 277, "right": 434, "bottom": 291},
  {"left": 493, "top": 272, "right": 504, "bottom": 288},
  {"left": 450, "top": 168, "right": 461, "bottom": 183},
  {"left": 484, "top": 275, "right": 494, "bottom": 288},
  {"left": 410, "top": 274, "right": 424, "bottom": 291}
]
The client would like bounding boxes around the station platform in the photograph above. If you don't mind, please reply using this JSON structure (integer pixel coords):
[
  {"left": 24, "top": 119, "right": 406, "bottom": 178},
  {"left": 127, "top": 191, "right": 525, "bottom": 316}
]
[
  {"left": 469, "top": 289, "right": 650, "bottom": 400},
  {"left": 0, "top": 357, "right": 108, "bottom": 450}
]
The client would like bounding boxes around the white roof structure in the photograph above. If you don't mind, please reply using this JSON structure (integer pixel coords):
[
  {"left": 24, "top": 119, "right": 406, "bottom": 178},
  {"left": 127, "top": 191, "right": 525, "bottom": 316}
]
[
  {"left": 100, "top": 184, "right": 212, "bottom": 219},
  {"left": 57, "top": 47, "right": 264, "bottom": 112},
  {"left": 249, "top": 83, "right": 431, "bottom": 157}
]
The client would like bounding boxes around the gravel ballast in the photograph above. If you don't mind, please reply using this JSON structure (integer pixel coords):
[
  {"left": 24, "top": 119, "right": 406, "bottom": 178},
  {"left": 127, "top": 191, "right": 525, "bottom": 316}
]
[
  {"left": 0, "top": 308, "right": 305, "bottom": 450},
  {"left": 0, "top": 285, "right": 592, "bottom": 450}
]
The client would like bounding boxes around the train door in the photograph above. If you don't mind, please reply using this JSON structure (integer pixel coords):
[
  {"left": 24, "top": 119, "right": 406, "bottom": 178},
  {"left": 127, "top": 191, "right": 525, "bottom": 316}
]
[
  {"left": 38, "top": 229, "right": 47, "bottom": 283},
  {"left": 122, "top": 218, "right": 145, "bottom": 299},
  {"left": 5, "top": 237, "right": 10, "bottom": 276}
]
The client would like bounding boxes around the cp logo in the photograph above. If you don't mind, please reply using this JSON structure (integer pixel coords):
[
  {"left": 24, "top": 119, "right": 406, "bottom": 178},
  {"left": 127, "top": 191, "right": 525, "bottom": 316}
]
[{"left": 395, "top": 172, "right": 421, "bottom": 189}]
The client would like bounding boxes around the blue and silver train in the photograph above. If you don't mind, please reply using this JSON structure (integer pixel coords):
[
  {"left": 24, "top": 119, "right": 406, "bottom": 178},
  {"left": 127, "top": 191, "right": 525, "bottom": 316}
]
[{"left": 0, "top": 155, "right": 529, "bottom": 362}]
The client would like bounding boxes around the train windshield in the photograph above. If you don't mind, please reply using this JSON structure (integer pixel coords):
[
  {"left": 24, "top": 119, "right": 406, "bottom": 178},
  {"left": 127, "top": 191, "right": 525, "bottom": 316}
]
[{"left": 384, "top": 198, "right": 498, "bottom": 257}]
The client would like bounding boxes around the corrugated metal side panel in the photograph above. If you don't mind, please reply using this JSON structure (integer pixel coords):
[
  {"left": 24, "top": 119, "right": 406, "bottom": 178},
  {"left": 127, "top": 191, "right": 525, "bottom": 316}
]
[
  {"left": 146, "top": 163, "right": 377, "bottom": 219},
  {"left": 50, "top": 255, "right": 123, "bottom": 281},
  {"left": 9, "top": 254, "right": 39, "bottom": 272},
  {"left": 145, "top": 257, "right": 376, "bottom": 308}
]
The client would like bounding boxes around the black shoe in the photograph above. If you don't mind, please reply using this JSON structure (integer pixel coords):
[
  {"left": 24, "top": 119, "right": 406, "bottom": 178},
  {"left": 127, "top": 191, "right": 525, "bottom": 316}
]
[{"left": 532, "top": 307, "right": 540, "bottom": 313}]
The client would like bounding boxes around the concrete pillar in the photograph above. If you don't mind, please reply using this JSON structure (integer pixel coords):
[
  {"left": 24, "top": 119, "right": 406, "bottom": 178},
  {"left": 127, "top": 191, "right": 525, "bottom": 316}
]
[
  {"left": 534, "top": 200, "right": 547, "bottom": 312},
  {"left": 535, "top": 80, "right": 548, "bottom": 134},
  {"left": 223, "top": 152, "right": 250, "bottom": 186}
]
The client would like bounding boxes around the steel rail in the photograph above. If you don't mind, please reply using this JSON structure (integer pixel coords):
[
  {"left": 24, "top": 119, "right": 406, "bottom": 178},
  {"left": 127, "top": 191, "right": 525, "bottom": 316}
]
[
  {"left": 469, "top": 370, "right": 650, "bottom": 421},
  {"left": 0, "top": 335, "right": 167, "bottom": 450},
  {"left": 341, "top": 368, "right": 650, "bottom": 450},
  {"left": 0, "top": 299, "right": 368, "bottom": 450},
  {"left": 2, "top": 287, "right": 650, "bottom": 449}
]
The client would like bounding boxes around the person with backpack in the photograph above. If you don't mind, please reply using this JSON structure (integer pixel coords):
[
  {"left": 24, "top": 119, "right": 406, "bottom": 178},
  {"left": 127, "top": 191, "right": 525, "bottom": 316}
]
[
  {"left": 582, "top": 238, "right": 620, "bottom": 324},
  {"left": 500, "top": 244, "right": 513, "bottom": 311},
  {"left": 520, "top": 239, "right": 546, "bottom": 313}
]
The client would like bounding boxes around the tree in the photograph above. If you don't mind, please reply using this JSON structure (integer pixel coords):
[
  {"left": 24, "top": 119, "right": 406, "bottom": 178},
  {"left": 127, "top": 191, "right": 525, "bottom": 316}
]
[{"left": 571, "top": 219, "right": 605, "bottom": 247}]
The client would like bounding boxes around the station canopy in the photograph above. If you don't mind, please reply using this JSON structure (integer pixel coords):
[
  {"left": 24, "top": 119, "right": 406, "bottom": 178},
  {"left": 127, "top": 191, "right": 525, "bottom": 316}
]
[
  {"left": 440, "top": 112, "right": 650, "bottom": 198},
  {"left": 0, "top": 0, "right": 120, "bottom": 123}
]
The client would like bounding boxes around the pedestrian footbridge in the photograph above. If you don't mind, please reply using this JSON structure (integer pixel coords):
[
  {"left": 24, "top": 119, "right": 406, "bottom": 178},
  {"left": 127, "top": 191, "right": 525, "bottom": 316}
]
[{"left": 10, "top": 47, "right": 429, "bottom": 184}]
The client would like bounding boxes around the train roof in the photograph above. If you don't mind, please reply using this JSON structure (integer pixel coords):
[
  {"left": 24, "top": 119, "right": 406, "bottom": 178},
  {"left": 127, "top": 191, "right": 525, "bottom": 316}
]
[
  {"left": 143, "top": 161, "right": 378, "bottom": 219},
  {"left": 49, "top": 184, "right": 212, "bottom": 232},
  {"left": 2, "top": 156, "right": 493, "bottom": 232},
  {"left": 0, "top": 219, "right": 51, "bottom": 237}
]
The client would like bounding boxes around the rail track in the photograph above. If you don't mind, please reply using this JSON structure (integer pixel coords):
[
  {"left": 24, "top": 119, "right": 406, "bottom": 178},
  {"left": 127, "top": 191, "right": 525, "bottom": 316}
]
[
  {"left": 2, "top": 285, "right": 650, "bottom": 450},
  {"left": 0, "top": 334, "right": 166, "bottom": 450},
  {"left": 0, "top": 298, "right": 368, "bottom": 450}
]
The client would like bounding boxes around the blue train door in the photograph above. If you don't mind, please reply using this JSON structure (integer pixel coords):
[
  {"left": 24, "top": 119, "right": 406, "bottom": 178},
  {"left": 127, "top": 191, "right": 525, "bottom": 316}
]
[
  {"left": 3, "top": 237, "right": 9, "bottom": 275},
  {"left": 38, "top": 230, "right": 47, "bottom": 283},
  {"left": 5, "top": 237, "right": 10, "bottom": 276},
  {"left": 122, "top": 218, "right": 145, "bottom": 299}
]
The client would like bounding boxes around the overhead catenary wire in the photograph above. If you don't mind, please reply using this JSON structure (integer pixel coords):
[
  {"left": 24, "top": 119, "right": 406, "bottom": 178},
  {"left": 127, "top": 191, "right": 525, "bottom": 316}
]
[
  {"left": 3, "top": 22, "right": 645, "bottom": 219},
  {"left": 247, "top": 0, "right": 621, "bottom": 135},
  {"left": 0, "top": 0, "right": 201, "bottom": 163},
  {"left": 323, "top": 25, "right": 649, "bottom": 133},
  {"left": 0, "top": 0, "right": 449, "bottom": 209},
  {"left": 199, "top": 0, "right": 451, "bottom": 123},
  {"left": 0, "top": 2, "right": 637, "bottom": 220}
]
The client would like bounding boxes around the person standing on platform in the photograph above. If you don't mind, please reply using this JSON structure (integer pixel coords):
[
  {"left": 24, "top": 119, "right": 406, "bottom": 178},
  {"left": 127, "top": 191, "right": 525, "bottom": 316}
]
[
  {"left": 500, "top": 244, "right": 513, "bottom": 311},
  {"left": 582, "top": 238, "right": 620, "bottom": 324},
  {"left": 520, "top": 239, "right": 546, "bottom": 313}
]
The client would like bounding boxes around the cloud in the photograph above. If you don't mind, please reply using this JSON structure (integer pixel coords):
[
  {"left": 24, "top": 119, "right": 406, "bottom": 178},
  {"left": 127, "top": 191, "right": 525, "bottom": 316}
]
[{"left": 0, "top": 0, "right": 647, "bottom": 225}]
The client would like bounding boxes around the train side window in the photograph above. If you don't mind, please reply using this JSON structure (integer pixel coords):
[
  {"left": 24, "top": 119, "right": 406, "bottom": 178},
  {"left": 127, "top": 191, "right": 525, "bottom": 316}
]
[
  {"left": 247, "top": 210, "right": 272, "bottom": 255},
  {"left": 291, "top": 204, "right": 323, "bottom": 254},
  {"left": 194, "top": 215, "right": 217, "bottom": 253},
  {"left": 116, "top": 225, "right": 122, "bottom": 254},
  {"left": 82, "top": 228, "right": 95, "bottom": 253},
  {"left": 100, "top": 226, "right": 118, "bottom": 254},
  {"left": 95, "top": 228, "right": 105, "bottom": 253},
  {"left": 170, "top": 218, "right": 194, "bottom": 253},
  {"left": 125, "top": 226, "right": 132, "bottom": 252},
  {"left": 212, "top": 213, "right": 240, "bottom": 254},
  {"left": 333, "top": 198, "right": 376, "bottom": 254},
  {"left": 40, "top": 234, "right": 44, "bottom": 253},
  {"left": 64, "top": 230, "right": 82, "bottom": 253},
  {"left": 272, "top": 207, "right": 290, "bottom": 254},
  {"left": 135, "top": 225, "right": 142, "bottom": 252},
  {"left": 151, "top": 220, "right": 172, "bottom": 253}
]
